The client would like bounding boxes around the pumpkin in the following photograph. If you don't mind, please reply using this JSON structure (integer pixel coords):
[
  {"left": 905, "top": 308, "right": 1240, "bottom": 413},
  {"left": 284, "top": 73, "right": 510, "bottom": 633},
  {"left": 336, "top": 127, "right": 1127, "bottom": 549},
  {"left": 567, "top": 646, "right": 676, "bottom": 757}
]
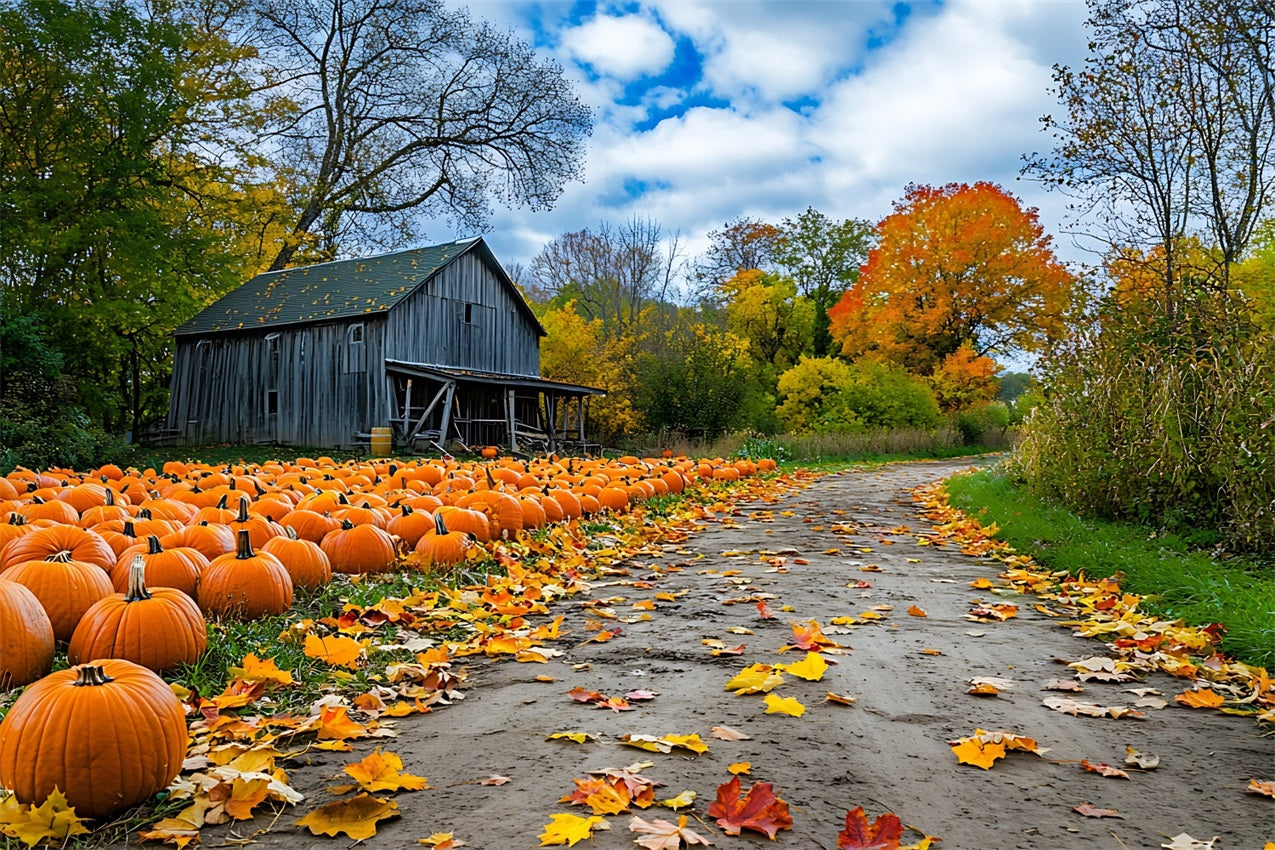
[
  {"left": 0, "top": 578, "right": 55, "bottom": 690},
  {"left": 17, "top": 496, "right": 79, "bottom": 525},
  {"left": 110, "top": 535, "right": 206, "bottom": 599},
  {"left": 224, "top": 496, "right": 285, "bottom": 548},
  {"left": 597, "top": 486, "right": 630, "bottom": 512},
  {"left": 320, "top": 520, "right": 396, "bottom": 574},
  {"left": 69, "top": 556, "right": 208, "bottom": 672},
  {"left": 279, "top": 508, "right": 340, "bottom": 543},
  {"left": 413, "top": 513, "right": 471, "bottom": 569},
  {"left": 0, "top": 660, "right": 187, "bottom": 818},
  {"left": 199, "top": 529, "right": 294, "bottom": 620},
  {"left": 480, "top": 445, "right": 499, "bottom": 459},
  {"left": 0, "top": 524, "right": 115, "bottom": 573},
  {"left": 3, "top": 553, "right": 115, "bottom": 641},
  {"left": 386, "top": 505, "right": 434, "bottom": 548},
  {"left": 161, "top": 521, "right": 235, "bottom": 561},
  {"left": 261, "top": 529, "right": 332, "bottom": 590}
]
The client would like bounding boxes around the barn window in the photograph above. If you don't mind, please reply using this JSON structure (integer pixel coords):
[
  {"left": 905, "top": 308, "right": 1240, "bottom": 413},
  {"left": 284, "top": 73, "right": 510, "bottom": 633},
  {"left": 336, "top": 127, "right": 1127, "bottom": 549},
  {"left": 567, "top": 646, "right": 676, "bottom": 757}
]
[
  {"left": 349, "top": 323, "right": 364, "bottom": 344},
  {"left": 266, "top": 389, "right": 279, "bottom": 417},
  {"left": 266, "top": 333, "right": 281, "bottom": 378},
  {"left": 464, "top": 303, "right": 473, "bottom": 324}
]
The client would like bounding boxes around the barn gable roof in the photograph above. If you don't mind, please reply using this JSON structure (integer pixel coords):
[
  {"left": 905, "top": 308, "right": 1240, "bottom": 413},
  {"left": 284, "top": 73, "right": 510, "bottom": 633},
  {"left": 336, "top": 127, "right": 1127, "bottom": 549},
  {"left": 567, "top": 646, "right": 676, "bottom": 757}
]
[{"left": 175, "top": 237, "right": 544, "bottom": 336}]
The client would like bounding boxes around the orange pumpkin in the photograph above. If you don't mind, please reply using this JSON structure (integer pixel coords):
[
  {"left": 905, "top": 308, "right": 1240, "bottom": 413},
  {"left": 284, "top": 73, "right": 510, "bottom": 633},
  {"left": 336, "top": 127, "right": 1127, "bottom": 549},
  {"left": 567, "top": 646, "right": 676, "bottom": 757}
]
[
  {"left": 69, "top": 557, "right": 208, "bottom": 672},
  {"left": 0, "top": 524, "right": 115, "bottom": 573},
  {"left": 0, "top": 578, "right": 55, "bottom": 689},
  {"left": 261, "top": 530, "right": 332, "bottom": 590},
  {"left": 0, "top": 660, "right": 187, "bottom": 818},
  {"left": 199, "top": 530, "right": 293, "bottom": 620},
  {"left": 413, "top": 513, "right": 471, "bottom": 569},
  {"left": 321, "top": 520, "right": 396, "bottom": 574},
  {"left": 110, "top": 536, "right": 206, "bottom": 599},
  {"left": 3, "top": 553, "right": 115, "bottom": 641}
]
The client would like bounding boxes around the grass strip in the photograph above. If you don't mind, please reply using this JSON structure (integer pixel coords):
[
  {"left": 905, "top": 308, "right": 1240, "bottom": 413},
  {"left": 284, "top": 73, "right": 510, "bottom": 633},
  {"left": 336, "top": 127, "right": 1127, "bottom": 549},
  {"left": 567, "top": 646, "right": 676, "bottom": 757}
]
[{"left": 945, "top": 469, "right": 1275, "bottom": 669}]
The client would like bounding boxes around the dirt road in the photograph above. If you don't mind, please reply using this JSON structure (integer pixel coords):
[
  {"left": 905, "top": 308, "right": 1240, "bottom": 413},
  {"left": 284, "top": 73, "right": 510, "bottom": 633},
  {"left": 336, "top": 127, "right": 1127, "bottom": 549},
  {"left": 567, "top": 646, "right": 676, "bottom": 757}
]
[{"left": 251, "top": 459, "right": 1273, "bottom": 849}]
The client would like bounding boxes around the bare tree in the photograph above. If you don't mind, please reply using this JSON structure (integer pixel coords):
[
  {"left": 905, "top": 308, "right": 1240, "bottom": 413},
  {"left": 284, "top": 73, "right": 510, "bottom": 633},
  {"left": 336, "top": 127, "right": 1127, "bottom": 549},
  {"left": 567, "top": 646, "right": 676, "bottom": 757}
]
[
  {"left": 248, "top": 0, "right": 592, "bottom": 269},
  {"left": 1025, "top": 0, "right": 1274, "bottom": 306},
  {"left": 528, "top": 217, "right": 683, "bottom": 334},
  {"left": 692, "top": 217, "right": 783, "bottom": 300}
]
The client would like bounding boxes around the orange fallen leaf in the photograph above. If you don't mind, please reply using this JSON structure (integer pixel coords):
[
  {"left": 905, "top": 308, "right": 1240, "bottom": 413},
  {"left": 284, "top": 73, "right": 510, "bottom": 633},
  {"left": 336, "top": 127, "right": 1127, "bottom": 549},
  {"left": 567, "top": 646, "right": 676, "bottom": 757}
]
[
  {"left": 907, "top": 606, "right": 927, "bottom": 617},
  {"left": 344, "top": 748, "right": 430, "bottom": 792},
  {"left": 762, "top": 694, "right": 806, "bottom": 716},
  {"left": 825, "top": 692, "right": 857, "bottom": 706},
  {"left": 921, "top": 649, "right": 943, "bottom": 656},
  {"left": 1073, "top": 803, "right": 1123, "bottom": 818},
  {"left": 227, "top": 653, "right": 295, "bottom": 688},
  {"left": 1174, "top": 688, "right": 1225, "bottom": 709},
  {"left": 950, "top": 737, "right": 1005, "bottom": 769},
  {"left": 303, "top": 633, "right": 366, "bottom": 668},
  {"left": 1245, "top": 779, "right": 1274, "bottom": 798},
  {"left": 1080, "top": 759, "right": 1130, "bottom": 779}
]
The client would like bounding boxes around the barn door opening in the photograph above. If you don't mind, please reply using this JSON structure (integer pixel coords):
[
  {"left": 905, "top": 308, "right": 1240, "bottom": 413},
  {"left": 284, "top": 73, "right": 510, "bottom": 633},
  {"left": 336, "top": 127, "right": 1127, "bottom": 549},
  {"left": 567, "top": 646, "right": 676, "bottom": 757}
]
[{"left": 265, "top": 333, "right": 280, "bottom": 442}]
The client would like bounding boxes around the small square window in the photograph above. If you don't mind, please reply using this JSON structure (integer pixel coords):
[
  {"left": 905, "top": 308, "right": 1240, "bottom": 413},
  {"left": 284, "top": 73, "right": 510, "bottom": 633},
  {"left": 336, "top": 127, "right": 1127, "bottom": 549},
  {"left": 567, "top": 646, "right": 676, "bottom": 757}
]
[
  {"left": 349, "top": 323, "right": 364, "bottom": 344},
  {"left": 267, "top": 390, "right": 279, "bottom": 416},
  {"left": 464, "top": 303, "right": 473, "bottom": 324}
]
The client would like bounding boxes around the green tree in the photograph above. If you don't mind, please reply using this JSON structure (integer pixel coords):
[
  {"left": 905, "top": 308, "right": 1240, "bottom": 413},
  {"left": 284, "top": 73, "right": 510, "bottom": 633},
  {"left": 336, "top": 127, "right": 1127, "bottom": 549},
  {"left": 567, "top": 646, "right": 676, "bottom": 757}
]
[
  {"left": 638, "top": 324, "right": 760, "bottom": 436},
  {"left": 774, "top": 208, "right": 874, "bottom": 356},
  {"left": 776, "top": 356, "right": 940, "bottom": 435},
  {"left": 0, "top": 0, "right": 241, "bottom": 434},
  {"left": 720, "top": 270, "right": 814, "bottom": 368}
]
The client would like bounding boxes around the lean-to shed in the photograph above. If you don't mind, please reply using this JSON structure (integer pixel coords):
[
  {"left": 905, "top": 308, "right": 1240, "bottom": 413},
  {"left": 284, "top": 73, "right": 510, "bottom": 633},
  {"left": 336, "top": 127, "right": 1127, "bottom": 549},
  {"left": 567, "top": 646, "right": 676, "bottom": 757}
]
[{"left": 165, "top": 237, "right": 602, "bottom": 452}]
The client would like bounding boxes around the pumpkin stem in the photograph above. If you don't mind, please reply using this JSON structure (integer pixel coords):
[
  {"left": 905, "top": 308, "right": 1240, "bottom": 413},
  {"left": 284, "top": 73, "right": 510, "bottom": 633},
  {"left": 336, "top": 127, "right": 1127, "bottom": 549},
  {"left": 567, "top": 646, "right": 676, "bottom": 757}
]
[
  {"left": 340, "top": 518, "right": 355, "bottom": 530},
  {"left": 401, "top": 505, "right": 413, "bottom": 516},
  {"left": 433, "top": 513, "right": 449, "bottom": 536},
  {"left": 7, "top": 514, "right": 25, "bottom": 527},
  {"left": 105, "top": 488, "right": 116, "bottom": 506},
  {"left": 72, "top": 665, "right": 115, "bottom": 687},
  {"left": 136, "top": 507, "right": 153, "bottom": 520},
  {"left": 125, "top": 555, "right": 152, "bottom": 602},
  {"left": 235, "top": 497, "right": 250, "bottom": 523},
  {"left": 234, "top": 529, "right": 255, "bottom": 559},
  {"left": 146, "top": 535, "right": 163, "bottom": 554},
  {"left": 123, "top": 520, "right": 137, "bottom": 538},
  {"left": 215, "top": 494, "right": 228, "bottom": 510},
  {"left": 285, "top": 526, "right": 299, "bottom": 540},
  {"left": 48, "top": 550, "right": 73, "bottom": 563}
]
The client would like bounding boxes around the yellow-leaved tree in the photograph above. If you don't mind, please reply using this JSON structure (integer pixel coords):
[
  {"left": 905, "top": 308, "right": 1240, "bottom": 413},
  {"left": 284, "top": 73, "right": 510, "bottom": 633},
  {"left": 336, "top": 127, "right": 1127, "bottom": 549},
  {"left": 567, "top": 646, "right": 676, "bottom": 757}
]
[{"left": 536, "top": 302, "right": 642, "bottom": 442}]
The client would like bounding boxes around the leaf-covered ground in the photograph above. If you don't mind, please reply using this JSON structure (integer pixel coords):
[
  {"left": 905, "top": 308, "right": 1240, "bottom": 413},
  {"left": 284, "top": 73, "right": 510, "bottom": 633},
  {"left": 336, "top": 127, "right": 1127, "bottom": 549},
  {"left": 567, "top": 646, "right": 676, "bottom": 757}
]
[{"left": 5, "top": 459, "right": 1273, "bottom": 849}]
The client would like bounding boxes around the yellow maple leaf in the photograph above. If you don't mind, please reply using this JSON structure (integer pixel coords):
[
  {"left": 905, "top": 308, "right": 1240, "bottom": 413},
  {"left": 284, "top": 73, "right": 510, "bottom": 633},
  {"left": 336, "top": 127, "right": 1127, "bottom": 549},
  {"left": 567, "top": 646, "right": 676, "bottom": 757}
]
[
  {"left": 227, "top": 653, "right": 295, "bottom": 687},
  {"left": 781, "top": 652, "right": 828, "bottom": 682},
  {"left": 763, "top": 694, "right": 806, "bottom": 717},
  {"left": 1174, "top": 688, "right": 1225, "bottom": 709},
  {"left": 547, "top": 731, "right": 596, "bottom": 744},
  {"left": 223, "top": 777, "right": 272, "bottom": 820},
  {"left": 538, "top": 813, "right": 609, "bottom": 846},
  {"left": 581, "top": 782, "right": 630, "bottom": 815},
  {"left": 296, "top": 793, "right": 400, "bottom": 840},
  {"left": 724, "top": 664, "right": 785, "bottom": 694},
  {"left": 304, "top": 633, "right": 366, "bottom": 668},
  {"left": 5, "top": 789, "right": 89, "bottom": 848},
  {"left": 728, "top": 762, "right": 751, "bottom": 775},
  {"left": 344, "top": 749, "right": 430, "bottom": 793},
  {"left": 950, "top": 737, "right": 1006, "bottom": 769},
  {"left": 658, "top": 790, "right": 697, "bottom": 810},
  {"left": 418, "top": 832, "right": 466, "bottom": 848},
  {"left": 661, "top": 734, "right": 709, "bottom": 755},
  {"left": 137, "top": 796, "right": 208, "bottom": 850}
]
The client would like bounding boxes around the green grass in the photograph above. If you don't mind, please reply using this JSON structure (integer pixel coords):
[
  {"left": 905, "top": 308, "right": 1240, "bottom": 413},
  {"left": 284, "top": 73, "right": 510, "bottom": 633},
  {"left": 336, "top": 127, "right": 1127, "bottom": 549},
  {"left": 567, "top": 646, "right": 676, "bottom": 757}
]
[{"left": 945, "top": 469, "right": 1275, "bottom": 669}]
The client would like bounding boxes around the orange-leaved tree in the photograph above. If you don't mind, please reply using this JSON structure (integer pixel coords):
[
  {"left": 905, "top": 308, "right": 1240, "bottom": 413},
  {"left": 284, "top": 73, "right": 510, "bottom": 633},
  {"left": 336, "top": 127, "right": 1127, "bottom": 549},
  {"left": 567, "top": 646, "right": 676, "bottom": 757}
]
[{"left": 828, "top": 182, "right": 1075, "bottom": 375}]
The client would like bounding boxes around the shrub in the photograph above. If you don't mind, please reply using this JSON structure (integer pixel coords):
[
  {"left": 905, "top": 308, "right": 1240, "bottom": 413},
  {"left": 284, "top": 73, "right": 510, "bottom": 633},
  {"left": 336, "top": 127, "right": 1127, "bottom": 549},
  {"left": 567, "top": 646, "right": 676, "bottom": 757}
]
[{"left": 777, "top": 357, "right": 941, "bottom": 434}]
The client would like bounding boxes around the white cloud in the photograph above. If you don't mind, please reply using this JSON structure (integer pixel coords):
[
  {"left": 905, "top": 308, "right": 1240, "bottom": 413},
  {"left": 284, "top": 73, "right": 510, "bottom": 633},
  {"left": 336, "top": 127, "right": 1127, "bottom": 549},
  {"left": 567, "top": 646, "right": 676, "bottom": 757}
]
[{"left": 559, "top": 13, "right": 676, "bottom": 79}]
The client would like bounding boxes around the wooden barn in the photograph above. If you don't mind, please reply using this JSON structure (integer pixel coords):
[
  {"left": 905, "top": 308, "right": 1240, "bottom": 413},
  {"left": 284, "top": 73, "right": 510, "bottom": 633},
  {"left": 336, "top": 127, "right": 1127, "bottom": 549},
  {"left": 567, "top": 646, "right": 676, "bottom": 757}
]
[{"left": 164, "top": 237, "right": 602, "bottom": 452}]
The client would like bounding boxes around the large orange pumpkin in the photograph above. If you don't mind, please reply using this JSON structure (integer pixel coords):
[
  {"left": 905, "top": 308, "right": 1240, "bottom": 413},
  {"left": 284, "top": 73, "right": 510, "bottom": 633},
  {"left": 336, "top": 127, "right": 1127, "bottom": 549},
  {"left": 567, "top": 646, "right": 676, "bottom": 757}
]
[
  {"left": 0, "top": 524, "right": 115, "bottom": 573},
  {"left": 413, "top": 513, "right": 471, "bottom": 570},
  {"left": 110, "top": 536, "right": 207, "bottom": 599},
  {"left": 320, "top": 520, "right": 396, "bottom": 574},
  {"left": 261, "top": 530, "right": 332, "bottom": 590},
  {"left": 3, "top": 553, "right": 115, "bottom": 641},
  {"left": 199, "top": 530, "right": 293, "bottom": 620},
  {"left": 0, "top": 578, "right": 55, "bottom": 690},
  {"left": 69, "top": 557, "right": 208, "bottom": 673},
  {"left": 0, "top": 660, "right": 187, "bottom": 818}
]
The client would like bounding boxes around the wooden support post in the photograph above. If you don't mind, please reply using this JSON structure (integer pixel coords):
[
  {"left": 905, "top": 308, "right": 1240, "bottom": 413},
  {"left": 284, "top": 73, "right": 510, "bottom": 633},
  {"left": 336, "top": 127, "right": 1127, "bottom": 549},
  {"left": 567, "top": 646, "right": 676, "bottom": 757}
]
[
  {"left": 403, "top": 379, "right": 413, "bottom": 425},
  {"left": 506, "top": 388, "right": 518, "bottom": 452},
  {"left": 577, "top": 395, "right": 585, "bottom": 443},
  {"left": 437, "top": 382, "right": 456, "bottom": 449},
  {"left": 544, "top": 393, "right": 558, "bottom": 453}
]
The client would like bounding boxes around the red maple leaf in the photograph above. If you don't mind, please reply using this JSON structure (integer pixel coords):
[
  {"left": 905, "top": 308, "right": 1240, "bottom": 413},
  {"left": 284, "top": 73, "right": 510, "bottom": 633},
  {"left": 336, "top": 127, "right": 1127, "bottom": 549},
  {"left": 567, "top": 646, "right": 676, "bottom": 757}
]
[
  {"left": 838, "top": 806, "right": 904, "bottom": 849},
  {"left": 757, "top": 600, "right": 776, "bottom": 620},
  {"left": 707, "top": 776, "right": 793, "bottom": 839}
]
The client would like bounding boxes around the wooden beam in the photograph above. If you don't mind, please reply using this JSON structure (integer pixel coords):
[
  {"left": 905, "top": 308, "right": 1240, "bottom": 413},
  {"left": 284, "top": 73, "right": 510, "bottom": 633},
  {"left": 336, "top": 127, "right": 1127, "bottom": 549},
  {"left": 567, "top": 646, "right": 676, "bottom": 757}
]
[
  {"left": 438, "top": 382, "right": 456, "bottom": 450},
  {"left": 405, "top": 381, "right": 450, "bottom": 442},
  {"left": 506, "top": 388, "right": 519, "bottom": 452}
]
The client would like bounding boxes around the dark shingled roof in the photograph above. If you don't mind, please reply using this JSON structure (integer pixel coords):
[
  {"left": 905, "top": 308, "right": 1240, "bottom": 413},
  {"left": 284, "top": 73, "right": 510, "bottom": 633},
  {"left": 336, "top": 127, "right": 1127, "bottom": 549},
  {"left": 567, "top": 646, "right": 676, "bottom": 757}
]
[{"left": 176, "top": 238, "right": 512, "bottom": 336}]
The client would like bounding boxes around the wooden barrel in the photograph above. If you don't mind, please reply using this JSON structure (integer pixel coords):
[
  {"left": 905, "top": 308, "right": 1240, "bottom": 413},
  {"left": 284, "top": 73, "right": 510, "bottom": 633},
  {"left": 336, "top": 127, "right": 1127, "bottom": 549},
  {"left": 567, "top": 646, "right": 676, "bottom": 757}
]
[{"left": 370, "top": 427, "right": 393, "bottom": 457}]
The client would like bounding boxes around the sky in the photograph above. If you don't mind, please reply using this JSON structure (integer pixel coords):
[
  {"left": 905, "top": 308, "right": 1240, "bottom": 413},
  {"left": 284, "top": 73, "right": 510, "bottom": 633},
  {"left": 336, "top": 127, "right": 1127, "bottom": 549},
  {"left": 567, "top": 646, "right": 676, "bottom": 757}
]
[{"left": 463, "top": 0, "right": 1094, "bottom": 285}]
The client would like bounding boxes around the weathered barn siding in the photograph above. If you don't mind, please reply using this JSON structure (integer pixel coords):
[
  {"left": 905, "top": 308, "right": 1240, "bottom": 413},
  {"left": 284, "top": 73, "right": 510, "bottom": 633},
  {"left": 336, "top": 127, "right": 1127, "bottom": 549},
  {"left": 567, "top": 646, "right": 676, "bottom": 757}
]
[
  {"left": 384, "top": 251, "right": 540, "bottom": 375},
  {"left": 167, "top": 317, "right": 389, "bottom": 448}
]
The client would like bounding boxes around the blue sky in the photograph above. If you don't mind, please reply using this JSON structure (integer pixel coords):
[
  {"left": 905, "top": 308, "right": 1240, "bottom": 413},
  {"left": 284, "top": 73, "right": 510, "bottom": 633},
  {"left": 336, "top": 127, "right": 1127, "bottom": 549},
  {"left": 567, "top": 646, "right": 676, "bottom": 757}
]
[{"left": 464, "top": 0, "right": 1093, "bottom": 282}]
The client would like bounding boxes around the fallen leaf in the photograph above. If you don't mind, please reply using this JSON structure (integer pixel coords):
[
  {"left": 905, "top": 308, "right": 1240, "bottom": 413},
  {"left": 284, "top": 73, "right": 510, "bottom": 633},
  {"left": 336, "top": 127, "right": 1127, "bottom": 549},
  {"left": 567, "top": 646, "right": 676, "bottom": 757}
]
[
  {"left": 344, "top": 748, "right": 430, "bottom": 793},
  {"left": 480, "top": 775, "right": 511, "bottom": 786},
  {"left": 1124, "top": 747, "right": 1160, "bottom": 770},
  {"left": 658, "top": 790, "right": 697, "bottom": 811},
  {"left": 707, "top": 776, "right": 793, "bottom": 839},
  {"left": 837, "top": 806, "right": 904, "bottom": 849},
  {"left": 906, "top": 606, "right": 927, "bottom": 617},
  {"left": 1174, "top": 688, "right": 1225, "bottom": 709},
  {"left": 921, "top": 649, "right": 943, "bottom": 656},
  {"left": 966, "top": 683, "right": 1000, "bottom": 696},
  {"left": 950, "top": 737, "right": 1006, "bottom": 769},
  {"left": 418, "top": 833, "right": 466, "bottom": 848},
  {"left": 724, "top": 664, "right": 785, "bottom": 694},
  {"left": 756, "top": 600, "right": 775, "bottom": 619},
  {"left": 547, "top": 731, "right": 597, "bottom": 744},
  {"left": 969, "top": 577, "right": 993, "bottom": 588},
  {"left": 1160, "top": 834, "right": 1218, "bottom": 850},
  {"left": 1246, "top": 779, "right": 1274, "bottom": 798},
  {"left": 1080, "top": 759, "right": 1130, "bottom": 779},
  {"left": 762, "top": 694, "right": 806, "bottom": 717},
  {"left": 628, "top": 814, "right": 713, "bottom": 849},
  {"left": 296, "top": 793, "right": 400, "bottom": 840},
  {"left": 781, "top": 652, "right": 828, "bottom": 681},
  {"left": 1043, "top": 679, "right": 1084, "bottom": 692},
  {"left": 825, "top": 692, "right": 857, "bottom": 706},
  {"left": 303, "top": 633, "right": 366, "bottom": 668},
  {"left": 710, "top": 726, "right": 751, "bottom": 741},
  {"left": 228, "top": 653, "right": 295, "bottom": 688},
  {"left": 538, "top": 813, "right": 609, "bottom": 846},
  {"left": 1072, "top": 804, "right": 1123, "bottom": 819},
  {"left": 728, "top": 762, "right": 751, "bottom": 775},
  {"left": 2, "top": 789, "right": 90, "bottom": 847}
]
